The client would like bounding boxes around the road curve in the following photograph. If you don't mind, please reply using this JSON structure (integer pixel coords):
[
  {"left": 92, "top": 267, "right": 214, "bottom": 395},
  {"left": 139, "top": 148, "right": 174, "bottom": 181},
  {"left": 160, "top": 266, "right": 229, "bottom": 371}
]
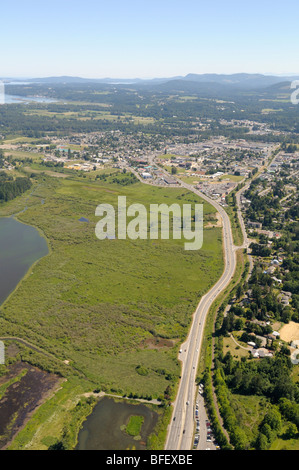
[
  {"left": 125, "top": 149, "right": 276, "bottom": 450},
  {"left": 165, "top": 181, "right": 237, "bottom": 450},
  {"left": 122, "top": 160, "right": 239, "bottom": 449},
  {"left": 164, "top": 145, "right": 278, "bottom": 450}
]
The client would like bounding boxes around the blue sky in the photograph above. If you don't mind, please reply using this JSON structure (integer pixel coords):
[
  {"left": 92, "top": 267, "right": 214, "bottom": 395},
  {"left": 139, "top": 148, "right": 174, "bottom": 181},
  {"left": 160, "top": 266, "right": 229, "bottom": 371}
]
[{"left": 1, "top": 0, "right": 299, "bottom": 78}]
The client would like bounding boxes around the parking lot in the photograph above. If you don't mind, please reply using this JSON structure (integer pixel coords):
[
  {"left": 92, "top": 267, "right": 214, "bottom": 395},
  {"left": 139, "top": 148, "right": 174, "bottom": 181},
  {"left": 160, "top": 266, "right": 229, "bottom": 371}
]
[{"left": 193, "top": 384, "right": 219, "bottom": 451}]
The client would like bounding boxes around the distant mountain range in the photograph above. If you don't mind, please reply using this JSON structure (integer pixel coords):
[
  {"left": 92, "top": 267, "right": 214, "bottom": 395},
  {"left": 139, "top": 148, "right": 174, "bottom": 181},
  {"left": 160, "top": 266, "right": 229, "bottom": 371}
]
[
  {"left": 2, "top": 73, "right": 299, "bottom": 93},
  {"left": 182, "top": 73, "right": 299, "bottom": 87}
]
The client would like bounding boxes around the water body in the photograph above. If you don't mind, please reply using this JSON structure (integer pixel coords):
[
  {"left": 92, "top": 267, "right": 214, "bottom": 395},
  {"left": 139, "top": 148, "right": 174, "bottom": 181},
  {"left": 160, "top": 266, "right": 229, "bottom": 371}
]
[
  {"left": 0, "top": 217, "right": 49, "bottom": 306},
  {"left": 3, "top": 95, "right": 58, "bottom": 104},
  {"left": 76, "top": 397, "right": 159, "bottom": 450}
]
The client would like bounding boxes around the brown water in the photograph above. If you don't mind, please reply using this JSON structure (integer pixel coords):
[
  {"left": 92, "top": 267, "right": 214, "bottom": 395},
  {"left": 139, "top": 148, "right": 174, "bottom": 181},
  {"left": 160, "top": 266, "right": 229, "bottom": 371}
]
[
  {"left": 76, "top": 397, "right": 159, "bottom": 450},
  {"left": 0, "top": 363, "right": 60, "bottom": 449}
]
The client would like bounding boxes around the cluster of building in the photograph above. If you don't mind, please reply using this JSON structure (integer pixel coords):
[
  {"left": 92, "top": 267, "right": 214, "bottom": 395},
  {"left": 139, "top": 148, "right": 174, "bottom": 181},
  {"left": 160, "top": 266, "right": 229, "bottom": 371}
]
[
  {"left": 218, "top": 118, "right": 287, "bottom": 137},
  {"left": 195, "top": 181, "right": 236, "bottom": 203}
]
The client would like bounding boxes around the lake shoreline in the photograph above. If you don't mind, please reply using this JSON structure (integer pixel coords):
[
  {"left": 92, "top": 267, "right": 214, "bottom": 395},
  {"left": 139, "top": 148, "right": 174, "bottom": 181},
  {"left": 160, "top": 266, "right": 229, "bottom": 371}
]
[{"left": 0, "top": 215, "right": 50, "bottom": 309}]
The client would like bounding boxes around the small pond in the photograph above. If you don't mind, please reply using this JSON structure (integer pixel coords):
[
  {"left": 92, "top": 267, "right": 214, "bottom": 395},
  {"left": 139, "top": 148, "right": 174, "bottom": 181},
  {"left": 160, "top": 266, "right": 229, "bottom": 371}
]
[{"left": 76, "top": 397, "right": 159, "bottom": 450}]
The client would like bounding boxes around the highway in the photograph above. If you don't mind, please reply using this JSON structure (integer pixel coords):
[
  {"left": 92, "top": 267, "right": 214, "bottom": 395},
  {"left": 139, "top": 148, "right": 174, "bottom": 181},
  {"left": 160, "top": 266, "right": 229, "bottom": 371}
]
[
  {"left": 165, "top": 181, "right": 237, "bottom": 450},
  {"left": 124, "top": 159, "right": 239, "bottom": 449},
  {"left": 124, "top": 148, "right": 278, "bottom": 450},
  {"left": 164, "top": 145, "right": 279, "bottom": 450}
]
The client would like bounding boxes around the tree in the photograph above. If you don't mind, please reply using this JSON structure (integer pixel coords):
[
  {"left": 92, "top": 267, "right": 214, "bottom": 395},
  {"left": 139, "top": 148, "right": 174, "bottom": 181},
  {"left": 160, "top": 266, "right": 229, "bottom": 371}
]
[
  {"left": 256, "top": 432, "right": 269, "bottom": 450},
  {"left": 260, "top": 422, "right": 276, "bottom": 445},
  {"left": 234, "top": 318, "right": 244, "bottom": 331},
  {"left": 262, "top": 407, "right": 282, "bottom": 433},
  {"left": 285, "top": 423, "right": 298, "bottom": 439},
  {"left": 231, "top": 427, "right": 249, "bottom": 450},
  {"left": 279, "top": 398, "right": 299, "bottom": 428},
  {"left": 236, "top": 284, "right": 244, "bottom": 300}
]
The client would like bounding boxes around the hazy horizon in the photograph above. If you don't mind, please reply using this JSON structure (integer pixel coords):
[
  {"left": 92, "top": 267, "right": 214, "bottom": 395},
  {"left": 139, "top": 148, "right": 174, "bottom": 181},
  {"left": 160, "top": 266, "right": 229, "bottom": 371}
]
[
  {"left": 1, "top": 0, "right": 299, "bottom": 79},
  {"left": 2, "top": 71, "right": 299, "bottom": 81}
]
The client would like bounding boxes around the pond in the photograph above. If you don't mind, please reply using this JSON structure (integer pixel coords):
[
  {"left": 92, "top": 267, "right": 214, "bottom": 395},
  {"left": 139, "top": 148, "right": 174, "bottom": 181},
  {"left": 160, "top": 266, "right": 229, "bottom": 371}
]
[
  {"left": 76, "top": 397, "right": 159, "bottom": 450},
  {"left": 0, "top": 217, "right": 49, "bottom": 306}
]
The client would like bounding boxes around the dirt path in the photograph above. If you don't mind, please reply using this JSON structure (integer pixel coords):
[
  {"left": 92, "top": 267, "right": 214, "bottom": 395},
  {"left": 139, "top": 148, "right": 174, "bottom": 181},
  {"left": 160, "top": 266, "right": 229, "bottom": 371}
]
[{"left": 82, "top": 391, "right": 161, "bottom": 406}]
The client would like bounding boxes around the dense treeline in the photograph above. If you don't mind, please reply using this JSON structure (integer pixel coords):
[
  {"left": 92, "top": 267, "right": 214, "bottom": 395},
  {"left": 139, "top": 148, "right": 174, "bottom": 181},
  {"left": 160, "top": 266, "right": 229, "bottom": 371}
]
[
  {"left": 2, "top": 82, "right": 299, "bottom": 140},
  {"left": 213, "top": 302, "right": 299, "bottom": 449},
  {"left": 0, "top": 104, "right": 199, "bottom": 138},
  {"left": 0, "top": 173, "right": 32, "bottom": 202},
  {"left": 96, "top": 171, "right": 138, "bottom": 185},
  {"left": 221, "top": 353, "right": 296, "bottom": 401},
  {"left": 212, "top": 251, "right": 299, "bottom": 449},
  {"left": 211, "top": 221, "right": 299, "bottom": 450},
  {"left": 215, "top": 350, "right": 299, "bottom": 449}
]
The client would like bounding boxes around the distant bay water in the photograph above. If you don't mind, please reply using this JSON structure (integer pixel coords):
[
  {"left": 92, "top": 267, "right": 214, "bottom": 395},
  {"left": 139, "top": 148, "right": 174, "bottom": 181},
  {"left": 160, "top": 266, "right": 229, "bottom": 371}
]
[{"left": 3, "top": 95, "right": 57, "bottom": 104}]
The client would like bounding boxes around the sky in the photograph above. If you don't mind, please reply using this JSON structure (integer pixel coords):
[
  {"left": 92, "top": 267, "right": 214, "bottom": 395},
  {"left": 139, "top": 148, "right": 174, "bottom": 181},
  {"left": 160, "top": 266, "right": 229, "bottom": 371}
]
[{"left": 1, "top": 0, "right": 299, "bottom": 79}]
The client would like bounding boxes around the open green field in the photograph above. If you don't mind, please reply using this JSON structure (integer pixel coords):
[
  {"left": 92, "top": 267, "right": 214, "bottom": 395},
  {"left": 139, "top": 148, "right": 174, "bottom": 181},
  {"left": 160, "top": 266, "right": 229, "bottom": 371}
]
[
  {"left": 0, "top": 174, "right": 223, "bottom": 398},
  {"left": 3, "top": 150, "right": 44, "bottom": 162},
  {"left": 1, "top": 136, "right": 44, "bottom": 145},
  {"left": 179, "top": 176, "right": 201, "bottom": 184},
  {"left": 223, "top": 335, "right": 250, "bottom": 360},
  {"left": 230, "top": 394, "right": 270, "bottom": 444},
  {"left": 229, "top": 393, "right": 299, "bottom": 450},
  {"left": 23, "top": 107, "right": 155, "bottom": 125},
  {"left": 270, "top": 435, "right": 299, "bottom": 450},
  {"left": 220, "top": 174, "right": 245, "bottom": 183}
]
